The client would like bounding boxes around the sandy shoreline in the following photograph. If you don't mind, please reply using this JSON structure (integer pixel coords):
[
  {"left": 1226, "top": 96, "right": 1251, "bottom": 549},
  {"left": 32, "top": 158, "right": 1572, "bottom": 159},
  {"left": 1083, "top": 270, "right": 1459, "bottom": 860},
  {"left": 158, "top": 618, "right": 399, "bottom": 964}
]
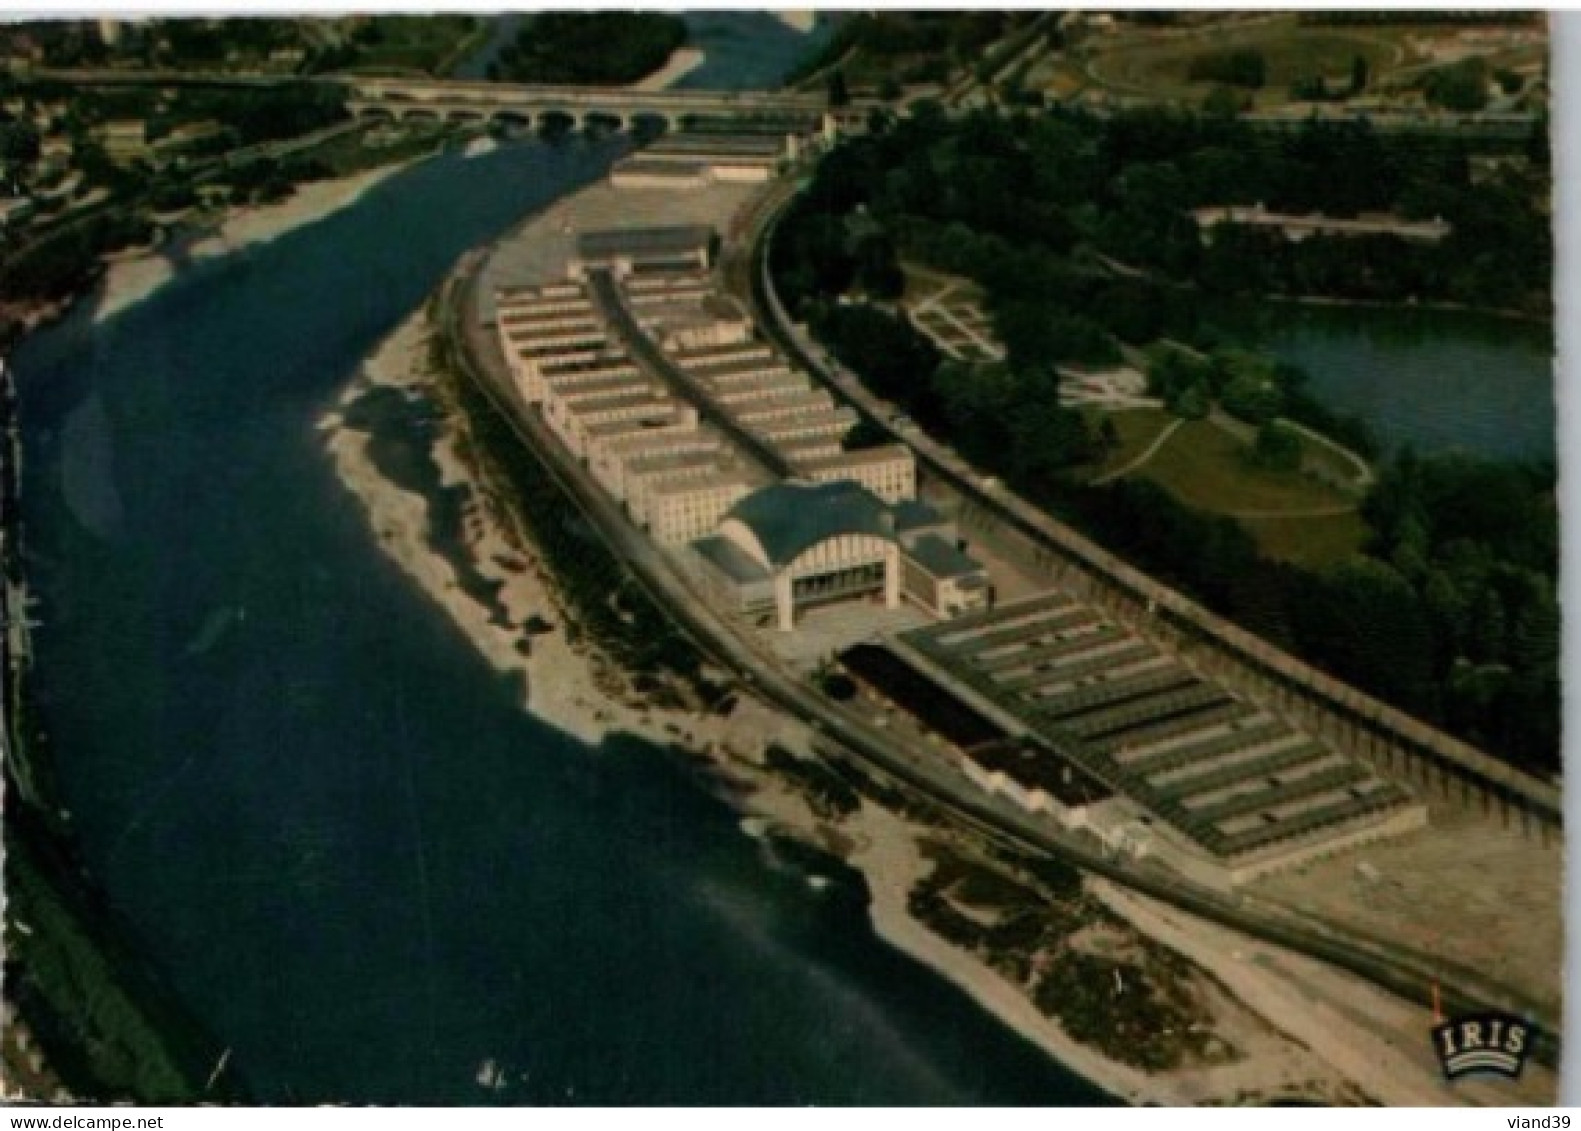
[
  {"left": 95, "top": 161, "right": 419, "bottom": 325},
  {"left": 632, "top": 48, "right": 707, "bottom": 90}
]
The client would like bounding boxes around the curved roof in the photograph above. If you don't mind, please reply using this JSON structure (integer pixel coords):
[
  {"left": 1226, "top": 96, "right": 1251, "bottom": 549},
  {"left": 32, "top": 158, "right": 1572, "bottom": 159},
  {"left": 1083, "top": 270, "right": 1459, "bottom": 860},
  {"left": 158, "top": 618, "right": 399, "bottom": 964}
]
[{"left": 724, "top": 481, "right": 894, "bottom": 568}]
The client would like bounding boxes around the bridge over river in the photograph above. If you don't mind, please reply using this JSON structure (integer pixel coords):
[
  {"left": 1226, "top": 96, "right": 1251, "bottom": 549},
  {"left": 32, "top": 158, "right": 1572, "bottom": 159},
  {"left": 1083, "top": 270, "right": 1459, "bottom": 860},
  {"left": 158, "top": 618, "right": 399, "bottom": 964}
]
[
  {"left": 25, "top": 67, "right": 844, "bottom": 132},
  {"left": 343, "top": 76, "right": 841, "bottom": 131}
]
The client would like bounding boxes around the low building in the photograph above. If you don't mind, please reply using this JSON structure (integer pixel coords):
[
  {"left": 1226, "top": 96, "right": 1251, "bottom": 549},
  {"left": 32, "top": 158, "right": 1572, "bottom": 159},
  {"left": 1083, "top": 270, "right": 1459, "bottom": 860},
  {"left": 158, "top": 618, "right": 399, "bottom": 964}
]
[
  {"left": 611, "top": 132, "right": 793, "bottom": 189},
  {"left": 1191, "top": 204, "right": 1451, "bottom": 245},
  {"left": 99, "top": 119, "right": 150, "bottom": 165},
  {"left": 625, "top": 451, "right": 733, "bottom": 527},
  {"left": 610, "top": 157, "right": 713, "bottom": 191},
  {"left": 649, "top": 474, "right": 755, "bottom": 546},
  {"left": 792, "top": 443, "right": 916, "bottom": 505},
  {"left": 569, "top": 225, "right": 715, "bottom": 280},
  {"left": 956, "top": 737, "right": 1113, "bottom": 831},
  {"left": 589, "top": 425, "right": 722, "bottom": 501},
  {"left": 899, "top": 533, "right": 992, "bottom": 618}
]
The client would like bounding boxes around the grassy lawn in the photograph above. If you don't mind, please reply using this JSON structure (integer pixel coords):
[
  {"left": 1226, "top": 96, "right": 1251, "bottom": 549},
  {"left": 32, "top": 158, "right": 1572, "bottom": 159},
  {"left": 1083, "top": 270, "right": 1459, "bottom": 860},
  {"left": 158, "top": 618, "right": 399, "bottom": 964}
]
[
  {"left": 1291, "top": 427, "right": 1372, "bottom": 489},
  {"left": 1082, "top": 407, "right": 1176, "bottom": 481},
  {"left": 1135, "top": 418, "right": 1355, "bottom": 513},
  {"left": 1237, "top": 510, "right": 1368, "bottom": 568},
  {"left": 1085, "top": 15, "right": 1403, "bottom": 106},
  {"left": 341, "top": 15, "right": 483, "bottom": 76}
]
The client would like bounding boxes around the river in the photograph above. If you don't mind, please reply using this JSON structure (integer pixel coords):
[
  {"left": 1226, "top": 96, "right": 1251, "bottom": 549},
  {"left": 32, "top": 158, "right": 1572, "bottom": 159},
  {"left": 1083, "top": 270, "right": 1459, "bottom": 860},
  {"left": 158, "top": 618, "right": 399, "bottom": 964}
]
[
  {"left": 13, "top": 26, "right": 1110, "bottom": 1107},
  {"left": 1217, "top": 302, "right": 1556, "bottom": 463}
]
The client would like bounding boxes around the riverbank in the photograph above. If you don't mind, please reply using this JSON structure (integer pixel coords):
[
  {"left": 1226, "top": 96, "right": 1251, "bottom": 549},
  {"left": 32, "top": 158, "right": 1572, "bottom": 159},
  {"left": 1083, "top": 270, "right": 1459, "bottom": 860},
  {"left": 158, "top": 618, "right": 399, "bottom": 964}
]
[
  {"left": 322, "top": 291, "right": 1553, "bottom": 1106},
  {"left": 94, "top": 161, "right": 423, "bottom": 326},
  {"left": 1259, "top": 289, "right": 1553, "bottom": 328},
  {"left": 632, "top": 47, "right": 706, "bottom": 90}
]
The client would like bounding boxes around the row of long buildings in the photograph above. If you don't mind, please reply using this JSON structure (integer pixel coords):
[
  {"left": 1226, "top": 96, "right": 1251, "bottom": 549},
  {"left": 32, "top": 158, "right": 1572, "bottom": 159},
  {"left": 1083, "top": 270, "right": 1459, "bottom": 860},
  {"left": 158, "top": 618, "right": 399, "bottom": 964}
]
[
  {"left": 489, "top": 195, "right": 1427, "bottom": 890},
  {"left": 495, "top": 222, "right": 993, "bottom": 632}
]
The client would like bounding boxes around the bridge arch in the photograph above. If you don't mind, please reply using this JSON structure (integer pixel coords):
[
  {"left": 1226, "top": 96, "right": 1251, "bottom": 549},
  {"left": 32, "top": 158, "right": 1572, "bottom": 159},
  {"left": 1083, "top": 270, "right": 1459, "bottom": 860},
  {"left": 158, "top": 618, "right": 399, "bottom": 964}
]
[
  {"left": 537, "top": 109, "right": 577, "bottom": 138},
  {"left": 627, "top": 110, "right": 673, "bottom": 140},
  {"left": 581, "top": 110, "right": 623, "bottom": 134},
  {"left": 490, "top": 109, "right": 532, "bottom": 131}
]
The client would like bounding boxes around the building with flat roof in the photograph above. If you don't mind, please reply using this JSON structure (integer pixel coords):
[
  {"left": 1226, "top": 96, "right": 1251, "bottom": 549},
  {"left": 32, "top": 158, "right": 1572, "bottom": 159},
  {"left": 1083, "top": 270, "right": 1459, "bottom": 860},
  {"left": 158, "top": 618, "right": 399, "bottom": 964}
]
[
  {"left": 893, "top": 592, "right": 1428, "bottom": 886},
  {"left": 649, "top": 474, "right": 756, "bottom": 546},
  {"left": 611, "top": 132, "right": 793, "bottom": 189},
  {"left": 792, "top": 444, "right": 916, "bottom": 504},
  {"left": 570, "top": 225, "right": 716, "bottom": 280}
]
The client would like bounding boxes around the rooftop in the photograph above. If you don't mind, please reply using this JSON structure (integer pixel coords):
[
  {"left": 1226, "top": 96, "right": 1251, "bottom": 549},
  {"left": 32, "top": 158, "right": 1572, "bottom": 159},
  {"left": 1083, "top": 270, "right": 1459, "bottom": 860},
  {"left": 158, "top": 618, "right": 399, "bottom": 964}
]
[
  {"left": 649, "top": 471, "right": 756, "bottom": 498},
  {"left": 693, "top": 535, "right": 774, "bottom": 585},
  {"left": 970, "top": 738, "right": 1115, "bottom": 807},
  {"left": 725, "top": 480, "right": 895, "bottom": 568},
  {"left": 648, "top": 132, "right": 787, "bottom": 158},
  {"left": 586, "top": 412, "right": 690, "bottom": 439},
  {"left": 576, "top": 224, "right": 715, "bottom": 262},
  {"left": 892, "top": 499, "right": 947, "bottom": 533},
  {"left": 796, "top": 443, "right": 914, "bottom": 470},
  {"left": 904, "top": 533, "right": 985, "bottom": 580}
]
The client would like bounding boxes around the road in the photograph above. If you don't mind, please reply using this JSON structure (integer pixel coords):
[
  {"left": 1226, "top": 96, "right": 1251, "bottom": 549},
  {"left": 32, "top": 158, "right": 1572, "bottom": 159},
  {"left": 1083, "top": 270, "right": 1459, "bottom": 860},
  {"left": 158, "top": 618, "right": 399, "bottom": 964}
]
[{"left": 439, "top": 199, "right": 1559, "bottom": 1064}]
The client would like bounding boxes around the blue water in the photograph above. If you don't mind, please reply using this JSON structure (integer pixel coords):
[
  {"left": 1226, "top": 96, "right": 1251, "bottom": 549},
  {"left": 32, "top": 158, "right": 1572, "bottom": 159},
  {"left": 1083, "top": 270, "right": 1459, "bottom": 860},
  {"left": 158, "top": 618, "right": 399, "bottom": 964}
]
[
  {"left": 15, "top": 122, "right": 1113, "bottom": 1105},
  {"left": 1226, "top": 303, "right": 1556, "bottom": 462},
  {"left": 675, "top": 12, "right": 833, "bottom": 90}
]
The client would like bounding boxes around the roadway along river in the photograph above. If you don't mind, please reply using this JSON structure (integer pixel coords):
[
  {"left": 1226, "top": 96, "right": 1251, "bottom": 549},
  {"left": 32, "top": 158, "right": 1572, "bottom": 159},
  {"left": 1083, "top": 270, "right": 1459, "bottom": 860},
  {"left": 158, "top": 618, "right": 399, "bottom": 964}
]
[{"left": 14, "top": 134, "right": 1114, "bottom": 1104}]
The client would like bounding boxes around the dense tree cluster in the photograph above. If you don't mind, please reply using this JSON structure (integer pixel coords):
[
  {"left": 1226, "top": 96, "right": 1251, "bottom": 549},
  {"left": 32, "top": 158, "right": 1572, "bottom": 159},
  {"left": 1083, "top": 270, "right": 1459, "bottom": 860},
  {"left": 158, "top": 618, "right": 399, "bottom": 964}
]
[
  {"left": 0, "top": 212, "right": 152, "bottom": 302},
  {"left": 1361, "top": 453, "right": 1559, "bottom": 768},
  {"left": 1421, "top": 58, "right": 1492, "bottom": 112},
  {"left": 771, "top": 102, "right": 1557, "bottom": 774},
  {"left": 1186, "top": 48, "right": 1266, "bottom": 90},
  {"left": 493, "top": 13, "right": 686, "bottom": 85}
]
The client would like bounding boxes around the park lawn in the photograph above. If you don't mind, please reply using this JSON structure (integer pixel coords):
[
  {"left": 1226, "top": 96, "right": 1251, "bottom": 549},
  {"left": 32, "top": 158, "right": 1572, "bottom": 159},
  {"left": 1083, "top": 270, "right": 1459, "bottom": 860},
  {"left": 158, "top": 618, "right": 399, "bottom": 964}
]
[
  {"left": 1291, "top": 426, "right": 1372, "bottom": 490},
  {"left": 1134, "top": 418, "right": 1355, "bottom": 514},
  {"left": 1236, "top": 510, "right": 1369, "bottom": 568},
  {"left": 343, "top": 16, "right": 483, "bottom": 76},
  {"left": 1082, "top": 407, "right": 1177, "bottom": 481},
  {"left": 1087, "top": 16, "right": 1401, "bottom": 106}
]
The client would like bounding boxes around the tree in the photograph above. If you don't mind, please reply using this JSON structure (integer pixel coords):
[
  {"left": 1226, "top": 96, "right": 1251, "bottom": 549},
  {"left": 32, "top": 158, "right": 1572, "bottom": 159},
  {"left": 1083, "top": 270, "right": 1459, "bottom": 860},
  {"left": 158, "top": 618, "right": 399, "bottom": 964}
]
[
  {"left": 0, "top": 120, "right": 40, "bottom": 164},
  {"left": 1249, "top": 421, "right": 1301, "bottom": 472},
  {"left": 827, "top": 67, "right": 850, "bottom": 109},
  {"left": 1202, "top": 85, "right": 1247, "bottom": 119},
  {"left": 1349, "top": 55, "right": 1369, "bottom": 96}
]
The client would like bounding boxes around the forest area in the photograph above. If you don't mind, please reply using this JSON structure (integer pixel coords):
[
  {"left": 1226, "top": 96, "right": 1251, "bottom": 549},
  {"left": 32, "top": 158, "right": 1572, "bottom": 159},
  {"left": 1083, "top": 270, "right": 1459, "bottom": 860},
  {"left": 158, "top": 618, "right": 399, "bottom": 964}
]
[
  {"left": 771, "top": 103, "right": 1558, "bottom": 776},
  {"left": 487, "top": 12, "right": 688, "bottom": 85}
]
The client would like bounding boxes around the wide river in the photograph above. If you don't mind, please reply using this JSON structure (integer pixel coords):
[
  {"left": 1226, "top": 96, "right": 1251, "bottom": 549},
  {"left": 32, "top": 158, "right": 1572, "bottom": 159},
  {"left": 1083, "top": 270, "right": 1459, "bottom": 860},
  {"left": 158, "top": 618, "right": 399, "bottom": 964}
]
[{"left": 14, "top": 23, "right": 1117, "bottom": 1106}]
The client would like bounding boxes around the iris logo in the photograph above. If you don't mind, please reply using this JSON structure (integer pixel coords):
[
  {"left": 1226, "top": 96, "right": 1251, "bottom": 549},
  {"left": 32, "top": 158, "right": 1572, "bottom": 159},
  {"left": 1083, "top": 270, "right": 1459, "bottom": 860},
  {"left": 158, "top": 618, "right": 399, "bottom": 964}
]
[{"left": 1432, "top": 1011, "right": 1533, "bottom": 1081}]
